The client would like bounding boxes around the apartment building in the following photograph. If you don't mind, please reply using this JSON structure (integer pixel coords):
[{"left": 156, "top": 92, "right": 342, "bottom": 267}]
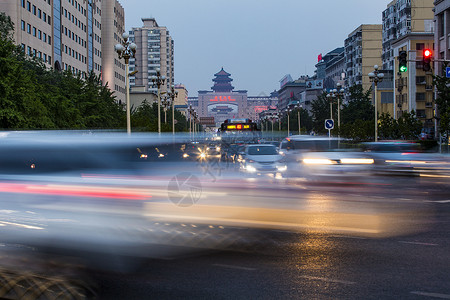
[
  {"left": 0, "top": 0, "right": 126, "bottom": 103},
  {"left": 382, "top": 0, "right": 434, "bottom": 71},
  {"left": 344, "top": 24, "right": 383, "bottom": 94},
  {"left": 392, "top": 34, "right": 435, "bottom": 135},
  {"left": 129, "top": 18, "right": 174, "bottom": 95},
  {"left": 434, "top": 0, "right": 450, "bottom": 75}
]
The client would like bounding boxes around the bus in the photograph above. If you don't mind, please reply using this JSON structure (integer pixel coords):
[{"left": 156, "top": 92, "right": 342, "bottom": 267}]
[{"left": 218, "top": 119, "right": 261, "bottom": 161}]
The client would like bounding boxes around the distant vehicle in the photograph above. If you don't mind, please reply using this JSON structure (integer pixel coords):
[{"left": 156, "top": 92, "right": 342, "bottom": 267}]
[
  {"left": 280, "top": 135, "right": 374, "bottom": 182},
  {"left": 361, "top": 141, "right": 447, "bottom": 178},
  {"left": 219, "top": 119, "right": 261, "bottom": 161},
  {"left": 240, "top": 144, "right": 286, "bottom": 175}
]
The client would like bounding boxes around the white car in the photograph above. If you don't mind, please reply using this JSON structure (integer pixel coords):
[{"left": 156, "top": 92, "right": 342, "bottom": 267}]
[{"left": 240, "top": 144, "right": 287, "bottom": 175}]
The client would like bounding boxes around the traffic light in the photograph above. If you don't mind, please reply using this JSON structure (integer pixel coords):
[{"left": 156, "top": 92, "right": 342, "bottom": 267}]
[
  {"left": 398, "top": 50, "right": 407, "bottom": 72},
  {"left": 423, "top": 49, "right": 432, "bottom": 72}
]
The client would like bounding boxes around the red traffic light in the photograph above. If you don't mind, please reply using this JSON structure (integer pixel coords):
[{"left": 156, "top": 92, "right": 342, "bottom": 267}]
[{"left": 423, "top": 49, "right": 432, "bottom": 58}]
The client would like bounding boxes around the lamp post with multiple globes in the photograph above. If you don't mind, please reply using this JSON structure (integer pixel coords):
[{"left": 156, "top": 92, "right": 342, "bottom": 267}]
[
  {"left": 368, "top": 65, "right": 385, "bottom": 142},
  {"left": 114, "top": 32, "right": 137, "bottom": 135}
]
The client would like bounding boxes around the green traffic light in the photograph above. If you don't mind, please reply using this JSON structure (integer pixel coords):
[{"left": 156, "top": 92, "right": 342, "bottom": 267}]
[{"left": 399, "top": 65, "right": 407, "bottom": 72}]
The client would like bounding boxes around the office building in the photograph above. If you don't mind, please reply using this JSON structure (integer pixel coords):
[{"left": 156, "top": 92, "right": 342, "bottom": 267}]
[
  {"left": 0, "top": 0, "right": 127, "bottom": 103},
  {"left": 382, "top": 0, "right": 434, "bottom": 71},
  {"left": 344, "top": 24, "right": 383, "bottom": 94},
  {"left": 128, "top": 18, "right": 174, "bottom": 96}
]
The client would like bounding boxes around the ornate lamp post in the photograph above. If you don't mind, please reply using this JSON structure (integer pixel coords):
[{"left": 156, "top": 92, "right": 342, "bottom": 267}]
[
  {"left": 327, "top": 84, "right": 345, "bottom": 133},
  {"left": 296, "top": 103, "right": 302, "bottom": 135},
  {"left": 114, "top": 32, "right": 137, "bottom": 135},
  {"left": 150, "top": 68, "right": 166, "bottom": 134},
  {"left": 188, "top": 105, "right": 195, "bottom": 139},
  {"left": 285, "top": 108, "right": 291, "bottom": 137},
  {"left": 369, "top": 65, "right": 385, "bottom": 142},
  {"left": 169, "top": 85, "right": 178, "bottom": 135},
  {"left": 326, "top": 92, "right": 334, "bottom": 120},
  {"left": 161, "top": 96, "right": 171, "bottom": 124},
  {"left": 277, "top": 111, "right": 282, "bottom": 131}
]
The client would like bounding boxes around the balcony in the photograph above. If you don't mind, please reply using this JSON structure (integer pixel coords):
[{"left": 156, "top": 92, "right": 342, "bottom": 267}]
[
  {"left": 425, "top": 102, "right": 433, "bottom": 108},
  {"left": 425, "top": 85, "right": 433, "bottom": 91}
]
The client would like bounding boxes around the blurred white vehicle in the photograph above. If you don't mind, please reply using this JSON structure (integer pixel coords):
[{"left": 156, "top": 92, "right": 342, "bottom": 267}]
[
  {"left": 280, "top": 135, "right": 375, "bottom": 182},
  {"left": 240, "top": 144, "right": 286, "bottom": 175}
]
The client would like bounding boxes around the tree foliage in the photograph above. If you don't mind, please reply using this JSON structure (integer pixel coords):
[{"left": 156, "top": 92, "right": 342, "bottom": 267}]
[
  {"left": 433, "top": 71, "right": 450, "bottom": 136},
  {"left": 378, "top": 111, "right": 422, "bottom": 140},
  {"left": 131, "top": 101, "right": 188, "bottom": 132}
]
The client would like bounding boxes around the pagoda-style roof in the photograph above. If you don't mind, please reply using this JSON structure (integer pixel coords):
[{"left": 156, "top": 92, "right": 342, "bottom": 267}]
[
  {"left": 212, "top": 67, "right": 234, "bottom": 92},
  {"left": 214, "top": 67, "right": 231, "bottom": 77}
]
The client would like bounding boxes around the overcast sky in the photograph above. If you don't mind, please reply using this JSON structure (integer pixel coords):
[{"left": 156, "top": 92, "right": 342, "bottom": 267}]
[{"left": 121, "top": 0, "right": 391, "bottom": 96}]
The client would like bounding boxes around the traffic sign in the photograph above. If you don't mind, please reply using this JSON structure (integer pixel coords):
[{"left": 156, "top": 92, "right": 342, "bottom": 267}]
[
  {"left": 446, "top": 67, "right": 450, "bottom": 78},
  {"left": 325, "top": 119, "right": 334, "bottom": 130}
]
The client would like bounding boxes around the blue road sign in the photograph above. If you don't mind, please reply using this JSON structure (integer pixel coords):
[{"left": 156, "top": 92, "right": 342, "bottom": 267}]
[
  {"left": 325, "top": 119, "right": 334, "bottom": 130},
  {"left": 446, "top": 67, "right": 450, "bottom": 78}
]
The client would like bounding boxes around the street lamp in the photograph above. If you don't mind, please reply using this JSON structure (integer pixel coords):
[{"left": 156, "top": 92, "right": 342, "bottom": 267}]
[
  {"left": 277, "top": 111, "right": 282, "bottom": 131},
  {"left": 327, "top": 84, "right": 345, "bottom": 133},
  {"left": 368, "top": 65, "right": 385, "bottom": 142},
  {"left": 326, "top": 92, "right": 334, "bottom": 120},
  {"left": 169, "top": 85, "right": 178, "bottom": 135},
  {"left": 296, "top": 103, "right": 302, "bottom": 135},
  {"left": 161, "top": 96, "right": 171, "bottom": 124},
  {"left": 114, "top": 32, "right": 137, "bottom": 135},
  {"left": 285, "top": 108, "right": 291, "bottom": 137},
  {"left": 150, "top": 68, "right": 166, "bottom": 134},
  {"left": 188, "top": 105, "right": 195, "bottom": 139}
]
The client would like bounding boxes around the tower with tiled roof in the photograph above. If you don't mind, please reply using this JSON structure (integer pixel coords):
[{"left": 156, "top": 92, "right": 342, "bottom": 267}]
[{"left": 211, "top": 68, "right": 234, "bottom": 92}]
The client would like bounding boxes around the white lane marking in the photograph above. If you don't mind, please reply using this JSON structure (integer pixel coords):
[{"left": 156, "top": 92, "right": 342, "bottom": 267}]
[
  {"left": 425, "top": 200, "right": 450, "bottom": 203},
  {"left": 399, "top": 241, "right": 438, "bottom": 246},
  {"left": 410, "top": 291, "right": 450, "bottom": 299},
  {"left": 300, "top": 275, "right": 356, "bottom": 285},
  {"left": 213, "top": 264, "right": 256, "bottom": 271},
  {"left": 330, "top": 235, "right": 367, "bottom": 240}
]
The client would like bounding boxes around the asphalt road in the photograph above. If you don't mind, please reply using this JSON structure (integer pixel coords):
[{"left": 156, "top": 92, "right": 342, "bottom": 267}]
[{"left": 94, "top": 200, "right": 450, "bottom": 300}]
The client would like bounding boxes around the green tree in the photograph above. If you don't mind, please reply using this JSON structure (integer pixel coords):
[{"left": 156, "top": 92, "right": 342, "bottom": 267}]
[
  {"left": 340, "top": 84, "right": 373, "bottom": 124},
  {"left": 0, "top": 13, "right": 14, "bottom": 41},
  {"left": 310, "top": 92, "right": 334, "bottom": 134},
  {"left": 433, "top": 70, "right": 450, "bottom": 138}
]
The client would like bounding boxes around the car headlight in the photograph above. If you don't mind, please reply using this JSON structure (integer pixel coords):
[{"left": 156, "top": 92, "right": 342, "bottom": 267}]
[
  {"left": 246, "top": 165, "right": 257, "bottom": 172},
  {"left": 340, "top": 158, "right": 374, "bottom": 164},
  {"left": 277, "top": 165, "right": 287, "bottom": 172},
  {"left": 303, "top": 158, "right": 336, "bottom": 165}
]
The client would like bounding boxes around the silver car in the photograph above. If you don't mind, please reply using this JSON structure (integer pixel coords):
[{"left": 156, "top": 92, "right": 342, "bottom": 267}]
[{"left": 240, "top": 144, "right": 287, "bottom": 175}]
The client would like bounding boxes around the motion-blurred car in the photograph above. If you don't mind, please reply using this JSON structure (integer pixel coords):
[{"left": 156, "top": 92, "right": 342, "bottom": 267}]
[
  {"left": 240, "top": 144, "right": 286, "bottom": 175},
  {"left": 280, "top": 135, "right": 375, "bottom": 182},
  {"left": 361, "top": 141, "right": 450, "bottom": 178}
]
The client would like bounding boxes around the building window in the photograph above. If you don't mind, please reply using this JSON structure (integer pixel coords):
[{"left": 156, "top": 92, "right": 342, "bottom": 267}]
[
  {"left": 43, "top": 12, "right": 47, "bottom": 21},
  {"left": 439, "top": 14, "right": 444, "bottom": 38},
  {"left": 416, "top": 43, "right": 424, "bottom": 50},
  {"left": 21, "top": 20, "right": 25, "bottom": 31},
  {"left": 416, "top": 93, "right": 426, "bottom": 101},
  {"left": 48, "top": 16, "right": 51, "bottom": 25},
  {"left": 26, "top": 1, "right": 31, "bottom": 11},
  {"left": 27, "top": 46, "right": 31, "bottom": 55},
  {"left": 38, "top": 30, "right": 41, "bottom": 39},
  {"left": 32, "top": 27, "right": 36, "bottom": 37},
  {"left": 27, "top": 24, "right": 31, "bottom": 34},
  {"left": 21, "top": 0, "right": 25, "bottom": 8},
  {"left": 48, "top": 36, "right": 51, "bottom": 45},
  {"left": 43, "top": 33, "right": 47, "bottom": 42},
  {"left": 32, "top": 5, "right": 36, "bottom": 15}
]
